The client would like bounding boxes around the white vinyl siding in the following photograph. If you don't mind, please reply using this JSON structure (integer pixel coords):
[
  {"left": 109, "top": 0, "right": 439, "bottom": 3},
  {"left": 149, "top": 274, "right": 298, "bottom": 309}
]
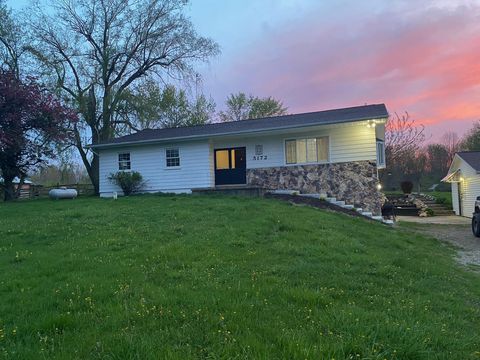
[
  {"left": 99, "top": 141, "right": 211, "bottom": 195},
  {"left": 212, "top": 122, "right": 377, "bottom": 169},
  {"left": 449, "top": 155, "right": 480, "bottom": 217},
  {"left": 98, "top": 121, "right": 384, "bottom": 196},
  {"left": 459, "top": 175, "right": 480, "bottom": 217}
]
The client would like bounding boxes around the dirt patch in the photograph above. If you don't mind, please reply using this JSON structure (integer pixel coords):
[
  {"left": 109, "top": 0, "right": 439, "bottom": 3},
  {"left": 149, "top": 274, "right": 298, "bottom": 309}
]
[{"left": 403, "top": 222, "right": 480, "bottom": 269}]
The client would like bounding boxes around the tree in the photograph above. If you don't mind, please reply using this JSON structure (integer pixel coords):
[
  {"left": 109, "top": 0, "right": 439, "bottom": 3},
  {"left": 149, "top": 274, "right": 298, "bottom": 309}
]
[
  {"left": 27, "top": 0, "right": 219, "bottom": 194},
  {"left": 385, "top": 111, "right": 425, "bottom": 164},
  {"left": 460, "top": 121, "right": 480, "bottom": 151},
  {"left": 249, "top": 96, "right": 288, "bottom": 119},
  {"left": 116, "top": 81, "right": 215, "bottom": 132},
  {"left": 30, "top": 162, "right": 89, "bottom": 186},
  {"left": 0, "top": 0, "right": 23, "bottom": 76},
  {"left": 153, "top": 84, "right": 215, "bottom": 128},
  {"left": 219, "top": 92, "right": 287, "bottom": 122},
  {"left": 440, "top": 131, "right": 459, "bottom": 165},
  {"left": 401, "top": 148, "right": 427, "bottom": 193},
  {"left": 381, "top": 111, "right": 426, "bottom": 190},
  {"left": 0, "top": 71, "right": 77, "bottom": 201},
  {"left": 425, "top": 143, "right": 449, "bottom": 179}
]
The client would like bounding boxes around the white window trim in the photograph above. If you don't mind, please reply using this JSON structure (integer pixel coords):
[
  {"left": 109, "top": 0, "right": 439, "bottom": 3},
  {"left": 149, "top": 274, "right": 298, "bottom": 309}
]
[
  {"left": 283, "top": 136, "right": 331, "bottom": 166},
  {"left": 117, "top": 152, "right": 131, "bottom": 171},
  {"left": 165, "top": 147, "right": 181, "bottom": 169},
  {"left": 376, "top": 140, "right": 386, "bottom": 169}
]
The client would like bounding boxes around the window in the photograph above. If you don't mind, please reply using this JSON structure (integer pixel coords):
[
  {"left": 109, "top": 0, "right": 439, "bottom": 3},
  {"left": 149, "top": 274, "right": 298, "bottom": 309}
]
[
  {"left": 166, "top": 148, "right": 180, "bottom": 167},
  {"left": 215, "top": 150, "right": 229, "bottom": 169},
  {"left": 285, "top": 137, "right": 329, "bottom": 164},
  {"left": 376, "top": 140, "right": 385, "bottom": 167},
  {"left": 118, "top": 153, "right": 131, "bottom": 170},
  {"left": 255, "top": 145, "right": 263, "bottom": 155}
]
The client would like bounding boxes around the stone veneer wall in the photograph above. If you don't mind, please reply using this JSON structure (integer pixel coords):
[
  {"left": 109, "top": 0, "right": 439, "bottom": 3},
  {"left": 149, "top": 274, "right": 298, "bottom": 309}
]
[{"left": 247, "top": 161, "right": 383, "bottom": 214}]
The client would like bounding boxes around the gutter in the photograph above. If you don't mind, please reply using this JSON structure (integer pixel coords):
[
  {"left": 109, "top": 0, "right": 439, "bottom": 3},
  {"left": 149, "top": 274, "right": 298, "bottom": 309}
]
[{"left": 87, "top": 115, "right": 388, "bottom": 150}]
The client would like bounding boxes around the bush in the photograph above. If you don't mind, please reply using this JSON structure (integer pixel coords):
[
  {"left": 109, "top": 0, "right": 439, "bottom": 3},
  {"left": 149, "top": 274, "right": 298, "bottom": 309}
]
[
  {"left": 425, "top": 208, "right": 435, "bottom": 217},
  {"left": 108, "top": 171, "right": 144, "bottom": 196},
  {"left": 400, "top": 181, "right": 414, "bottom": 194}
]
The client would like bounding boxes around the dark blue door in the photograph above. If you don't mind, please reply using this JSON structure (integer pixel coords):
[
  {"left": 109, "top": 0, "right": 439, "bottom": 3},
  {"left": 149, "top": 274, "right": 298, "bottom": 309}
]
[{"left": 214, "top": 147, "right": 246, "bottom": 186}]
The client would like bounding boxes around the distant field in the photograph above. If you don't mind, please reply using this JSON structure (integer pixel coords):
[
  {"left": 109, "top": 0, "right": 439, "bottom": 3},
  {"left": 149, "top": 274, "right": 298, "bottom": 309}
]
[{"left": 0, "top": 195, "right": 478, "bottom": 359}]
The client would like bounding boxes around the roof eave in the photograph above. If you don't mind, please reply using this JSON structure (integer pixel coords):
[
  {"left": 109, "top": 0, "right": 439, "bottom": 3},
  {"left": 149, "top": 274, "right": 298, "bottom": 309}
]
[{"left": 88, "top": 115, "right": 388, "bottom": 150}]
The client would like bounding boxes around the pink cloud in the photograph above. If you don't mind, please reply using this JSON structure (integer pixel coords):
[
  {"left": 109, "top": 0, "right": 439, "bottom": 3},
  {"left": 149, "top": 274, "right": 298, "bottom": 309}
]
[{"left": 206, "top": 1, "right": 480, "bottom": 139}]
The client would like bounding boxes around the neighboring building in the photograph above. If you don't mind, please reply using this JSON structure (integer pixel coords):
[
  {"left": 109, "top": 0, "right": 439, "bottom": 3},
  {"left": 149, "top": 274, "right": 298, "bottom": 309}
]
[
  {"left": 442, "top": 151, "right": 480, "bottom": 217},
  {"left": 0, "top": 177, "right": 34, "bottom": 199},
  {"left": 90, "top": 104, "right": 388, "bottom": 214}
]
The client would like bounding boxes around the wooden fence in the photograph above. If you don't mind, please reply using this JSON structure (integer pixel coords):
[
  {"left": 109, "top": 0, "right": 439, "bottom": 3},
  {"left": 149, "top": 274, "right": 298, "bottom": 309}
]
[
  {"left": 1, "top": 183, "right": 95, "bottom": 200},
  {"left": 31, "top": 183, "right": 95, "bottom": 198}
]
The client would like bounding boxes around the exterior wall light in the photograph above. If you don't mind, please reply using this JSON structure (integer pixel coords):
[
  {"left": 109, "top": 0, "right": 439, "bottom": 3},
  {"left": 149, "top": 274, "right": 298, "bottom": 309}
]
[
  {"left": 376, "top": 183, "right": 382, "bottom": 190},
  {"left": 366, "top": 120, "right": 377, "bottom": 128}
]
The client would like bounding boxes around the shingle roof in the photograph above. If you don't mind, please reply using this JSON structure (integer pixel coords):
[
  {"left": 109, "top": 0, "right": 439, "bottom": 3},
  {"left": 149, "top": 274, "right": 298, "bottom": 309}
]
[
  {"left": 91, "top": 103, "right": 388, "bottom": 148},
  {"left": 457, "top": 151, "right": 480, "bottom": 172}
]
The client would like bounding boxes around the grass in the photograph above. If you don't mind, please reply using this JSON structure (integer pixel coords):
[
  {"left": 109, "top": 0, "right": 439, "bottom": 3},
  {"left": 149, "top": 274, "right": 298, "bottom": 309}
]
[
  {"left": 0, "top": 195, "right": 479, "bottom": 359},
  {"left": 429, "top": 191, "right": 453, "bottom": 209}
]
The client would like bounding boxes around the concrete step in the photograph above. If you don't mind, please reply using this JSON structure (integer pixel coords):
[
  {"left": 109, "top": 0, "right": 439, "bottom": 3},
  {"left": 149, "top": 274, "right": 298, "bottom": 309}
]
[
  {"left": 271, "top": 189, "right": 299, "bottom": 195},
  {"left": 361, "top": 211, "right": 373, "bottom": 217},
  {"left": 371, "top": 215, "right": 383, "bottom": 221},
  {"left": 333, "top": 201, "right": 345, "bottom": 207},
  {"left": 326, "top": 197, "right": 336, "bottom": 203},
  {"left": 355, "top": 208, "right": 363, "bottom": 213},
  {"left": 342, "top": 204, "right": 355, "bottom": 210},
  {"left": 298, "top": 193, "right": 320, "bottom": 199},
  {"left": 383, "top": 219, "right": 394, "bottom": 225}
]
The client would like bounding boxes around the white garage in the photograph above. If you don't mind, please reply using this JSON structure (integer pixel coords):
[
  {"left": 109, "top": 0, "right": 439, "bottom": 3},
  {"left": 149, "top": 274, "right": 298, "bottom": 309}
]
[{"left": 443, "top": 151, "right": 480, "bottom": 217}]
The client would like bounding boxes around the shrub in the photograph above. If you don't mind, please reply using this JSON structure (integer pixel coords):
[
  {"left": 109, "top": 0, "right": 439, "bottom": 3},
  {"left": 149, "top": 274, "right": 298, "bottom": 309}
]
[
  {"left": 108, "top": 171, "right": 144, "bottom": 196},
  {"left": 425, "top": 208, "right": 435, "bottom": 217},
  {"left": 400, "top": 181, "right": 414, "bottom": 194}
]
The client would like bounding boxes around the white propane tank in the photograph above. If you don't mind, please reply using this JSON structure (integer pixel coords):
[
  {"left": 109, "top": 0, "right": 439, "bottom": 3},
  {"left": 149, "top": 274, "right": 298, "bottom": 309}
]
[{"left": 49, "top": 188, "right": 78, "bottom": 200}]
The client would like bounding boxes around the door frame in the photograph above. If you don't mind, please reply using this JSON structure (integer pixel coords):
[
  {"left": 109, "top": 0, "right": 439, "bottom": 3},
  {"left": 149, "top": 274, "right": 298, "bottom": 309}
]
[
  {"left": 458, "top": 180, "right": 463, "bottom": 216},
  {"left": 214, "top": 147, "right": 247, "bottom": 186}
]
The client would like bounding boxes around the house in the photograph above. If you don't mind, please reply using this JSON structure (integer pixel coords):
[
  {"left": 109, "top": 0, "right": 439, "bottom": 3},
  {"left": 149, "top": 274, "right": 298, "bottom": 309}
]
[
  {"left": 90, "top": 104, "right": 388, "bottom": 214},
  {"left": 442, "top": 151, "right": 480, "bottom": 217}
]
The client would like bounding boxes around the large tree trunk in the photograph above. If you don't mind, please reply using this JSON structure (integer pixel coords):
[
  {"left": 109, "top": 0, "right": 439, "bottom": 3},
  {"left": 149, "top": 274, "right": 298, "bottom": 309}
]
[
  {"left": 76, "top": 144, "right": 100, "bottom": 196},
  {"left": 90, "top": 153, "right": 99, "bottom": 195},
  {"left": 3, "top": 177, "right": 16, "bottom": 201}
]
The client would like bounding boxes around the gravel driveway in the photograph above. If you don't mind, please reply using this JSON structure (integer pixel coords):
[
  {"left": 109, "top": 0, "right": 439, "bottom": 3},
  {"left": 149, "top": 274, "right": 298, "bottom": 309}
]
[{"left": 398, "top": 216, "right": 480, "bottom": 269}]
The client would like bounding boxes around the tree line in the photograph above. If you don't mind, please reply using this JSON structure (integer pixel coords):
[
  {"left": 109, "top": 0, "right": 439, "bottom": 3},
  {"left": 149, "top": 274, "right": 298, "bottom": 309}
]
[
  {"left": 1, "top": 0, "right": 479, "bottom": 200},
  {"left": 382, "top": 112, "right": 480, "bottom": 192},
  {"left": 0, "top": 0, "right": 287, "bottom": 200}
]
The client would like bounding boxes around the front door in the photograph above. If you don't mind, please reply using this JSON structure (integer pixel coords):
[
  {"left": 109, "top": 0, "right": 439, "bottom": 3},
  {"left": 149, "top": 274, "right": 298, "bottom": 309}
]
[{"left": 214, "top": 147, "right": 246, "bottom": 186}]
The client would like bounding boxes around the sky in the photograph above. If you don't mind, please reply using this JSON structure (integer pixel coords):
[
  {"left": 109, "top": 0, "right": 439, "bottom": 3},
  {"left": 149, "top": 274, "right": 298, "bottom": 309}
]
[{"left": 8, "top": 0, "right": 480, "bottom": 141}]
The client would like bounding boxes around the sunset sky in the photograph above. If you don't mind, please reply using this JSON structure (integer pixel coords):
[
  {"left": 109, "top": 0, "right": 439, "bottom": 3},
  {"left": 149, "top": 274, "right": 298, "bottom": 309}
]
[{"left": 8, "top": 0, "right": 480, "bottom": 140}]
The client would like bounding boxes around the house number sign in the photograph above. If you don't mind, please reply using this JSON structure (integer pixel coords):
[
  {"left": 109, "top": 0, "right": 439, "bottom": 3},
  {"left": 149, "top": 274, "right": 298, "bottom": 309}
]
[{"left": 252, "top": 145, "right": 268, "bottom": 161}]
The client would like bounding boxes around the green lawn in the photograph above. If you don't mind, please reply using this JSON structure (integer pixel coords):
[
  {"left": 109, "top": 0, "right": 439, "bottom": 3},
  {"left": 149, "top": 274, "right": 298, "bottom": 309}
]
[{"left": 0, "top": 195, "right": 479, "bottom": 359}]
